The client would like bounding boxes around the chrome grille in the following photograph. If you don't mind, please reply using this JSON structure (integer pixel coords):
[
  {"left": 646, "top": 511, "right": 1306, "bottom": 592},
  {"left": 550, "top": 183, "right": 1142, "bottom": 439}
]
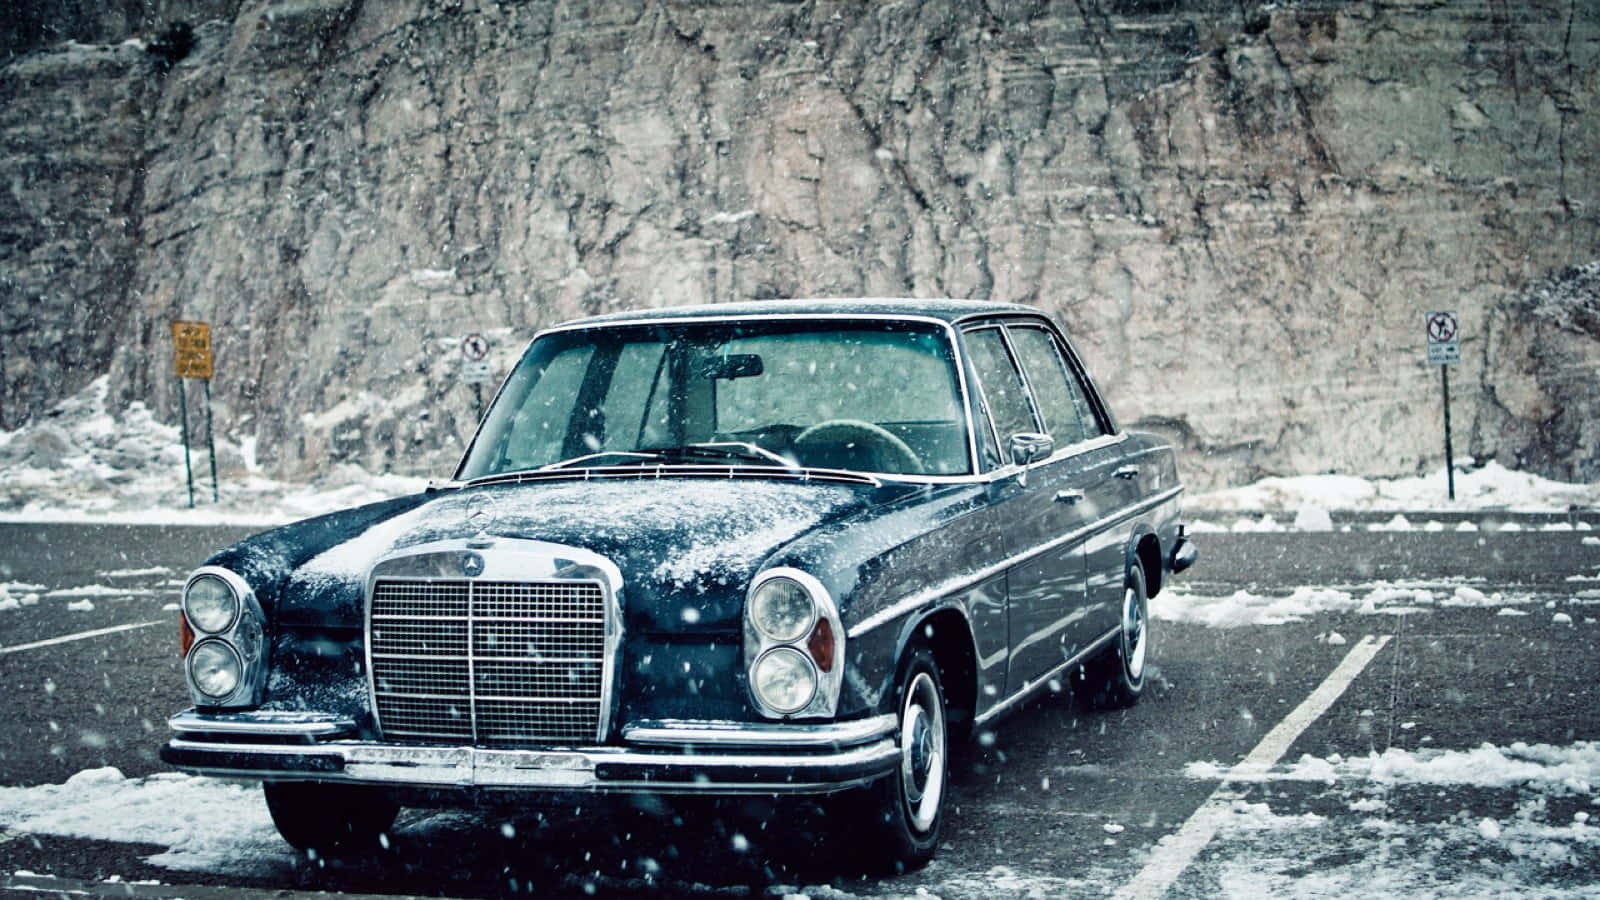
[{"left": 369, "top": 578, "right": 607, "bottom": 746}]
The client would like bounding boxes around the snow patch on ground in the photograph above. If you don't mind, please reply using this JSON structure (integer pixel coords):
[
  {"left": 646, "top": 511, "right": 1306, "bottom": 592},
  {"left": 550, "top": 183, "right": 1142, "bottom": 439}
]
[
  {"left": 0, "top": 768, "right": 293, "bottom": 873},
  {"left": 1149, "top": 582, "right": 1560, "bottom": 627},
  {"left": 1198, "top": 796, "right": 1599, "bottom": 898},
  {"left": 1191, "top": 461, "right": 1600, "bottom": 514},
  {"left": 1186, "top": 742, "right": 1600, "bottom": 793},
  {"left": 0, "top": 376, "right": 428, "bottom": 526},
  {"left": 1178, "top": 742, "right": 1600, "bottom": 897}
]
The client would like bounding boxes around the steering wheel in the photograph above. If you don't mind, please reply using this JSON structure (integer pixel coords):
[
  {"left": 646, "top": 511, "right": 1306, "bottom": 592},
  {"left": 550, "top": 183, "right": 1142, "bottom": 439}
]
[{"left": 793, "top": 419, "right": 923, "bottom": 474}]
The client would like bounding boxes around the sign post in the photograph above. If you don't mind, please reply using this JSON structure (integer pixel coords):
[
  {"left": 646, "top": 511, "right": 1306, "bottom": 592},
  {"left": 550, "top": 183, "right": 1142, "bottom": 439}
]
[
  {"left": 172, "top": 321, "right": 218, "bottom": 506},
  {"left": 460, "top": 332, "right": 493, "bottom": 420},
  {"left": 1425, "top": 310, "right": 1461, "bottom": 502}
]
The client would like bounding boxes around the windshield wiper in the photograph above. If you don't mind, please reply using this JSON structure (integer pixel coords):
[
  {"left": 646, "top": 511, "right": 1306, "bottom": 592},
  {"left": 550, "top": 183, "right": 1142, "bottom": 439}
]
[
  {"left": 657, "top": 442, "right": 799, "bottom": 469},
  {"left": 539, "top": 450, "right": 667, "bottom": 470}
]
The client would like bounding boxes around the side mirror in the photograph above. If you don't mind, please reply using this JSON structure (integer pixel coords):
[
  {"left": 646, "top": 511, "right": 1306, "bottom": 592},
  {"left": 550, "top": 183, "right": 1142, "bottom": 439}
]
[{"left": 1008, "top": 432, "right": 1054, "bottom": 467}]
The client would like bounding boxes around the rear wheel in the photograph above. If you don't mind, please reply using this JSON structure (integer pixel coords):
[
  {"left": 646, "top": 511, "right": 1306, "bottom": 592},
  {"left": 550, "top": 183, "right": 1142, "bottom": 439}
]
[
  {"left": 1074, "top": 564, "right": 1149, "bottom": 709},
  {"left": 849, "top": 644, "right": 948, "bottom": 874},
  {"left": 263, "top": 781, "right": 398, "bottom": 854}
]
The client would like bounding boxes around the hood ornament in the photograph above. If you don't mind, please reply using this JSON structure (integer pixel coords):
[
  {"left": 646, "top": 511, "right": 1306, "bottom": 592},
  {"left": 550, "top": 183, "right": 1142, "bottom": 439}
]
[{"left": 464, "top": 492, "right": 498, "bottom": 549}]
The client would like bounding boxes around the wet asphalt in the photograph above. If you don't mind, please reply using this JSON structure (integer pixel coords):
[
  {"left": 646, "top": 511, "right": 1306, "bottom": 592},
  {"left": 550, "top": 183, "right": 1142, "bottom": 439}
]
[{"left": 0, "top": 521, "right": 1597, "bottom": 898}]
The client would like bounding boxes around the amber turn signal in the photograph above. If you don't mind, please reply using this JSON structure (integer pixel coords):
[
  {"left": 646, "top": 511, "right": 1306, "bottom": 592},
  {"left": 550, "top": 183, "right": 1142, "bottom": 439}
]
[
  {"left": 179, "top": 612, "right": 195, "bottom": 657},
  {"left": 807, "top": 616, "right": 835, "bottom": 672}
]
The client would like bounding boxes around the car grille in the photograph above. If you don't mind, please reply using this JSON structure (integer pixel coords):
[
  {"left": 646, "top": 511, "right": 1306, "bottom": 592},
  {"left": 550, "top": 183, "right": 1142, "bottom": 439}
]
[{"left": 368, "top": 578, "right": 608, "bottom": 746}]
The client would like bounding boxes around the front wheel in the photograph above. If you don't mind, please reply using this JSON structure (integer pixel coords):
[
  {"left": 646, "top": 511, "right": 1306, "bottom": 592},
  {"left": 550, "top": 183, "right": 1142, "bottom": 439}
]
[
  {"left": 263, "top": 781, "right": 398, "bottom": 854},
  {"left": 847, "top": 645, "right": 948, "bottom": 874},
  {"left": 1074, "top": 564, "right": 1149, "bottom": 709}
]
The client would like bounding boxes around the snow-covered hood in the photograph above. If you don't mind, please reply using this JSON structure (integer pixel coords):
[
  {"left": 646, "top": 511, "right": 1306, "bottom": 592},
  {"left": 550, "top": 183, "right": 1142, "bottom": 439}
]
[{"left": 268, "top": 478, "right": 885, "bottom": 631}]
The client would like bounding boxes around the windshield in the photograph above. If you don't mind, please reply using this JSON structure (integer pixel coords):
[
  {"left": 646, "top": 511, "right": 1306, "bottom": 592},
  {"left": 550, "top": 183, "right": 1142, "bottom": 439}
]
[{"left": 456, "top": 318, "right": 972, "bottom": 479}]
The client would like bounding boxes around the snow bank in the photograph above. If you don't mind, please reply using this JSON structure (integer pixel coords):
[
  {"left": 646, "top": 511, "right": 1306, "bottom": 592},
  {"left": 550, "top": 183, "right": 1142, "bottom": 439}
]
[
  {"left": 1149, "top": 583, "right": 1556, "bottom": 627},
  {"left": 1191, "top": 461, "right": 1599, "bottom": 515},
  {"left": 0, "top": 376, "right": 428, "bottom": 526},
  {"left": 0, "top": 768, "right": 291, "bottom": 873},
  {"left": 1186, "top": 741, "right": 1600, "bottom": 793}
]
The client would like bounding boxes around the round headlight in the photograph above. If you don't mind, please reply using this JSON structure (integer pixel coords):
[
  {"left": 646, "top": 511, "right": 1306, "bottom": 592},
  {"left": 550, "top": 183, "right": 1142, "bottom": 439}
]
[
  {"left": 751, "top": 647, "right": 817, "bottom": 714},
  {"left": 190, "top": 640, "right": 242, "bottom": 699},
  {"left": 185, "top": 575, "right": 238, "bottom": 634},
  {"left": 750, "top": 577, "right": 816, "bottom": 643}
]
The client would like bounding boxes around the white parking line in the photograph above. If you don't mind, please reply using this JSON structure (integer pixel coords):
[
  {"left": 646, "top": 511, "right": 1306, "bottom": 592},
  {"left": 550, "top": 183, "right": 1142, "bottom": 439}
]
[
  {"left": 1114, "top": 634, "right": 1394, "bottom": 900},
  {"left": 0, "top": 621, "right": 165, "bottom": 656}
]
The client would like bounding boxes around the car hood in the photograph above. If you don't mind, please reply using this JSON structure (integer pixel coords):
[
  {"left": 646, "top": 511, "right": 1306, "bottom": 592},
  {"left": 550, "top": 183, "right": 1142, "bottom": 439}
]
[{"left": 269, "top": 477, "right": 894, "bottom": 631}]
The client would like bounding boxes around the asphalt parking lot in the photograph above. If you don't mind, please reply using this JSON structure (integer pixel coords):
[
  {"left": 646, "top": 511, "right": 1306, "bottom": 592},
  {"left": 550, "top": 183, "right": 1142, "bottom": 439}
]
[{"left": 1, "top": 520, "right": 1597, "bottom": 898}]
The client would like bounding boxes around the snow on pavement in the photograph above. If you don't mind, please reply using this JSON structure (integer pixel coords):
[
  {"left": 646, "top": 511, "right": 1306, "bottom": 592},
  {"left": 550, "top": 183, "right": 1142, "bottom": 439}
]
[
  {"left": 2, "top": 741, "right": 1594, "bottom": 895},
  {"left": 1149, "top": 582, "right": 1600, "bottom": 628}
]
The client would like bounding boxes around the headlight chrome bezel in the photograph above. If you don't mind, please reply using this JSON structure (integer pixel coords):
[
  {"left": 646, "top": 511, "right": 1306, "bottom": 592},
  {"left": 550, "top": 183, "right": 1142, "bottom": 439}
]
[
  {"left": 181, "top": 566, "right": 268, "bottom": 709},
  {"left": 743, "top": 568, "right": 845, "bottom": 720}
]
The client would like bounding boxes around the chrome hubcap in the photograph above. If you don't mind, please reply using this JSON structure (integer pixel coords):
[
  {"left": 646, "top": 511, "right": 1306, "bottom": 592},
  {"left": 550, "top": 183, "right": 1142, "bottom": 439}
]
[
  {"left": 899, "top": 671, "right": 946, "bottom": 834},
  {"left": 1123, "top": 583, "right": 1147, "bottom": 681}
]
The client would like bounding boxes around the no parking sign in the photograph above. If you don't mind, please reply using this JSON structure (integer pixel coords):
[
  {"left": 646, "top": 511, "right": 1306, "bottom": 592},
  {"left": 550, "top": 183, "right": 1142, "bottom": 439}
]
[{"left": 1425, "top": 311, "right": 1460, "bottom": 365}]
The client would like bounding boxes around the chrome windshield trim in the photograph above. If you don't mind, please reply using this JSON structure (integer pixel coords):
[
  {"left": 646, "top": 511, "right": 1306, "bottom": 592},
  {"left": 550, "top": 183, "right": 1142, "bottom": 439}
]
[
  {"left": 168, "top": 710, "right": 357, "bottom": 737},
  {"left": 454, "top": 312, "right": 982, "bottom": 482},
  {"left": 622, "top": 714, "right": 897, "bottom": 748},
  {"left": 846, "top": 484, "right": 1185, "bottom": 639},
  {"left": 465, "top": 464, "right": 883, "bottom": 489}
]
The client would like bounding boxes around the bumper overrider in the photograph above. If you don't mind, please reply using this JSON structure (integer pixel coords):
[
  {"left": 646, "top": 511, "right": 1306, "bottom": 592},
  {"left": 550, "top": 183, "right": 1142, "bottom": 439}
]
[{"left": 161, "top": 710, "right": 899, "bottom": 795}]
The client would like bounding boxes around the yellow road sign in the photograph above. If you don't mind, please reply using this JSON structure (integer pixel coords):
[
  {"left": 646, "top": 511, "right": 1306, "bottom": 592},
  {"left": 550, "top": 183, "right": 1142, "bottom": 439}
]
[{"left": 172, "top": 321, "right": 213, "bottom": 379}]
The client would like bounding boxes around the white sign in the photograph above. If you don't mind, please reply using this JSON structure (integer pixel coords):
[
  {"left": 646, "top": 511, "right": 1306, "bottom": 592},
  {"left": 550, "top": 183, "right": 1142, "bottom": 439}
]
[
  {"left": 461, "top": 360, "right": 494, "bottom": 384},
  {"left": 1425, "top": 310, "right": 1460, "bottom": 365},
  {"left": 460, "top": 332, "right": 494, "bottom": 383}
]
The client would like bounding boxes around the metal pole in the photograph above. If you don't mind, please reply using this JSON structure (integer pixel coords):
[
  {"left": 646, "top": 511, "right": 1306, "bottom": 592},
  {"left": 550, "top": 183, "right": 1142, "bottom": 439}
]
[
  {"left": 178, "top": 377, "right": 194, "bottom": 508},
  {"left": 474, "top": 382, "right": 484, "bottom": 422},
  {"left": 204, "top": 379, "right": 219, "bottom": 503},
  {"left": 1441, "top": 365, "right": 1455, "bottom": 502}
]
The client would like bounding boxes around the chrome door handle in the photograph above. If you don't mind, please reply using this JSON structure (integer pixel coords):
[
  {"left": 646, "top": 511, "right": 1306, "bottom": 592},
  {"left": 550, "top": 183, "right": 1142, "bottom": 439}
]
[
  {"left": 1114, "top": 465, "right": 1140, "bottom": 480},
  {"left": 1054, "top": 489, "right": 1085, "bottom": 504}
]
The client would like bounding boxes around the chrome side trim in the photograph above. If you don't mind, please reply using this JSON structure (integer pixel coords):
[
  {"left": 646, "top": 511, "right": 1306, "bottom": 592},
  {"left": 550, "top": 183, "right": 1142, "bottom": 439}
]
[
  {"left": 168, "top": 710, "right": 356, "bottom": 737},
  {"left": 847, "top": 484, "right": 1184, "bottom": 639},
  {"left": 622, "top": 714, "right": 897, "bottom": 748},
  {"left": 974, "top": 625, "right": 1119, "bottom": 727}
]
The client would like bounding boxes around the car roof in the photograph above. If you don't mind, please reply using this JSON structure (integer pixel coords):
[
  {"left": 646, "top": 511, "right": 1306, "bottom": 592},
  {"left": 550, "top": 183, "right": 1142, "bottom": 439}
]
[{"left": 555, "top": 298, "right": 1044, "bottom": 329}]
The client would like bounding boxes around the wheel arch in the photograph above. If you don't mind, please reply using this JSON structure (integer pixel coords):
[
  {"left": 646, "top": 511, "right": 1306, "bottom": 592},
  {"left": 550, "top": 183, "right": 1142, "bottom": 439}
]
[
  {"left": 893, "top": 605, "right": 978, "bottom": 745},
  {"left": 1126, "top": 526, "right": 1164, "bottom": 597}
]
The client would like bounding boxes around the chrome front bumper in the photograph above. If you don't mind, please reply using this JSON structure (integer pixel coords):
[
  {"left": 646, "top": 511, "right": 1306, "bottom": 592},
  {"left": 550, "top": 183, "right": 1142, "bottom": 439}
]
[{"left": 161, "top": 710, "right": 899, "bottom": 795}]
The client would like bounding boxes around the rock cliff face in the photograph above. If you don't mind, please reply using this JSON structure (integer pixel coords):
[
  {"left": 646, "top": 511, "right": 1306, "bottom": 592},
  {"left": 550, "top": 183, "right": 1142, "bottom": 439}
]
[{"left": 2, "top": 0, "right": 1596, "bottom": 490}]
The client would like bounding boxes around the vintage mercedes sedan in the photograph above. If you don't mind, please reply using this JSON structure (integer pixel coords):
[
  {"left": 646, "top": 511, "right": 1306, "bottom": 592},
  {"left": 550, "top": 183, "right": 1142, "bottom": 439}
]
[{"left": 162, "top": 299, "right": 1195, "bottom": 871}]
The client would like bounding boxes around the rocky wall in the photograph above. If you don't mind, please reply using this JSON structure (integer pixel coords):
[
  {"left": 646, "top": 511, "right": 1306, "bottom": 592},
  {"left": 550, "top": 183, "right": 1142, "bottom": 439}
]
[{"left": 2, "top": 0, "right": 1597, "bottom": 489}]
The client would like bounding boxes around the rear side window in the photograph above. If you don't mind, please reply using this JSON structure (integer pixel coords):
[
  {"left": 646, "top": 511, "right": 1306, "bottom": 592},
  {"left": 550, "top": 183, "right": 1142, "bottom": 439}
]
[
  {"left": 1008, "top": 326, "right": 1106, "bottom": 445},
  {"left": 964, "top": 328, "right": 1038, "bottom": 449}
]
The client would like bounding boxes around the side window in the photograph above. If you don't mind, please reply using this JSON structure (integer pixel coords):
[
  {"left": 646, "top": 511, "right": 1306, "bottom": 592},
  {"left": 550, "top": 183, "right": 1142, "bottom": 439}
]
[
  {"left": 1009, "top": 326, "right": 1105, "bottom": 445},
  {"left": 963, "top": 328, "right": 1038, "bottom": 453}
]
